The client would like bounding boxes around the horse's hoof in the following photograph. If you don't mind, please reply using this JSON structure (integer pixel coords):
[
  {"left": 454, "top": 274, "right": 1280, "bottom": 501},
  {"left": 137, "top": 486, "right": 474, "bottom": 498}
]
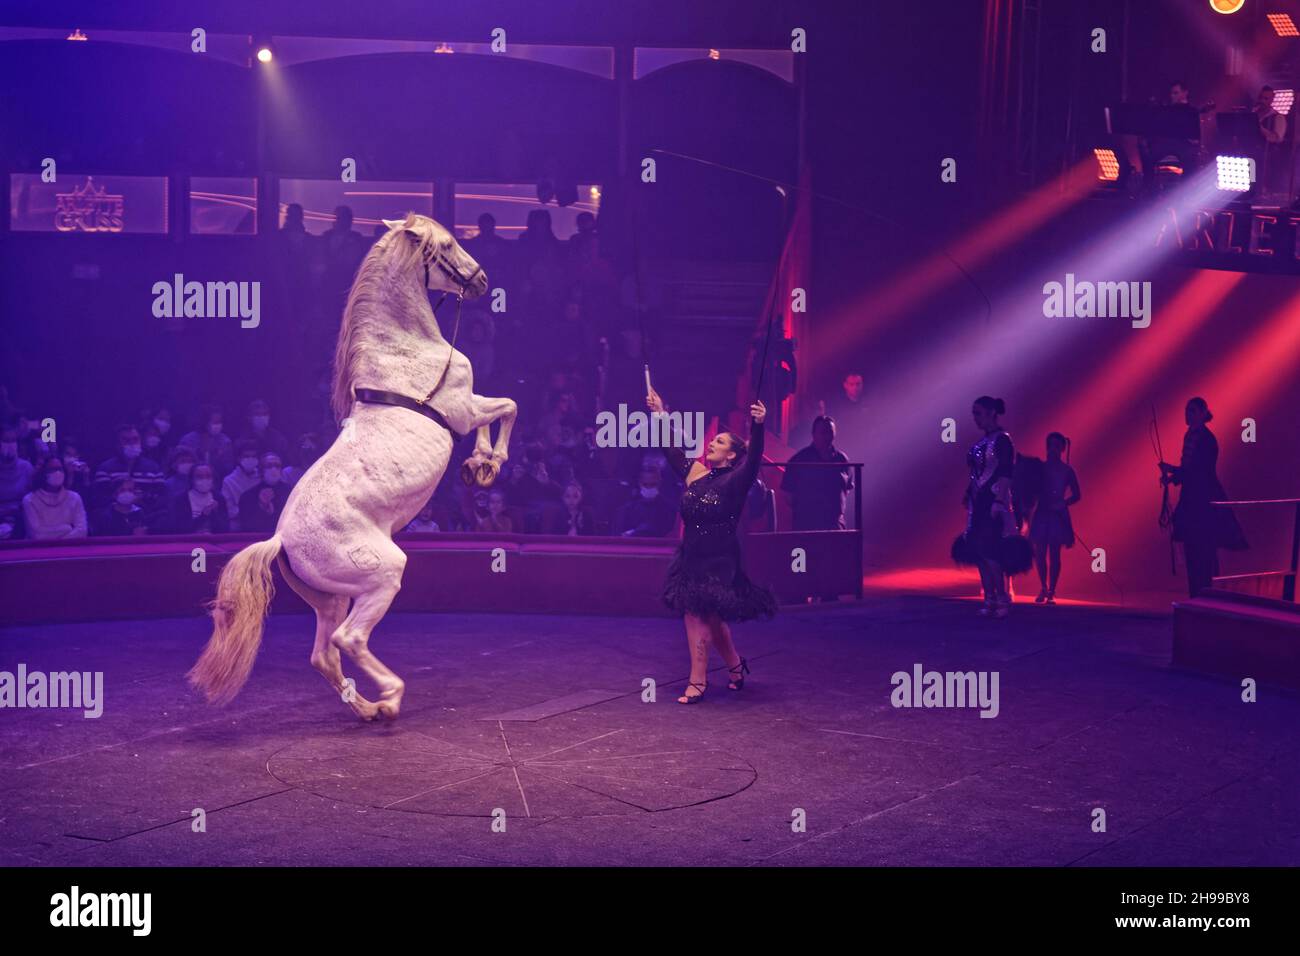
[
  {"left": 377, "top": 701, "right": 401, "bottom": 720},
  {"left": 460, "top": 460, "right": 478, "bottom": 486},
  {"left": 350, "top": 700, "right": 380, "bottom": 721},
  {"left": 475, "top": 462, "right": 499, "bottom": 487}
]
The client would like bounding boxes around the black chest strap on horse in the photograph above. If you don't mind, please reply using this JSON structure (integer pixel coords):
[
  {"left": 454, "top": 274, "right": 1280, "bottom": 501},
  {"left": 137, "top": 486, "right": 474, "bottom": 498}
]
[{"left": 354, "top": 388, "right": 464, "bottom": 442}]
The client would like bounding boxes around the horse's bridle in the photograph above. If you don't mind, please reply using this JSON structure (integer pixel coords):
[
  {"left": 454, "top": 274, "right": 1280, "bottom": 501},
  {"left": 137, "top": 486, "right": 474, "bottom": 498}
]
[
  {"left": 423, "top": 245, "right": 483, "bottom": 296},
  {"left": 421, "top": 245, "right": 481, "bottom": 406}
]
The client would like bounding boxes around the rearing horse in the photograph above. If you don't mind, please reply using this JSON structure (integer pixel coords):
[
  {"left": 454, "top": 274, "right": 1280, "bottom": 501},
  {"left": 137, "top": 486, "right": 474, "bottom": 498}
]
[{"left": 188, "top": 213, "right": 516, "bottom": 720}]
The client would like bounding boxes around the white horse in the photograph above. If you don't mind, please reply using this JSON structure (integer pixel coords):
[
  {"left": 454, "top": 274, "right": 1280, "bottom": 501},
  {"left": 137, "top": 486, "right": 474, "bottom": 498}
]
[{"left": 188, "top": 213, "right": 516, "bottom": 720}]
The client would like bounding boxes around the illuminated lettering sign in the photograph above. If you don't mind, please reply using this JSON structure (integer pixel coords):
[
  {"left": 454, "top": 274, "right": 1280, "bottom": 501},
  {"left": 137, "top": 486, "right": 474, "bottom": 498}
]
[{"left": 54, "top": 177, "right": 125, "bottom": 233}]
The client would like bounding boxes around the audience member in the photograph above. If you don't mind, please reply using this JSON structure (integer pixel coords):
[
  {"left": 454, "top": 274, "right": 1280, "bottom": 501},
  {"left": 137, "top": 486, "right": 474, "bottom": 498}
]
[
  {"left": 23, "top": 456, "right": 88, "bottom": 539},
  {"left": 92, "top": 477, "right": 151, "bottom": 536}
]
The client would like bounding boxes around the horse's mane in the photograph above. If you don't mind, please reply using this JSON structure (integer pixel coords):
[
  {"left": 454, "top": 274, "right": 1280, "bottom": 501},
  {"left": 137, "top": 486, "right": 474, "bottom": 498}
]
[{"left": 330, "top": 213, "right": 442, "bottom": 424}]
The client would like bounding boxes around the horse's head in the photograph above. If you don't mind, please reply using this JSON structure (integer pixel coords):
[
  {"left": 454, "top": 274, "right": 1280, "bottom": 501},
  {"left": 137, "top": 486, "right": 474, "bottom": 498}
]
[{"left": 380, "top": 213, "right": 488, "bottom": 300}]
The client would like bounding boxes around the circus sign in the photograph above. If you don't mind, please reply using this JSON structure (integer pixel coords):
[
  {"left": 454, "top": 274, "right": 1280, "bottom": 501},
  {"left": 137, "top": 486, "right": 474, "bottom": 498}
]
[
  {"left": 8, "top": 172, "right": 168, "bottom": 234},
  {"left": 55, "top": 177, "right": 125, "bottom": 232}
]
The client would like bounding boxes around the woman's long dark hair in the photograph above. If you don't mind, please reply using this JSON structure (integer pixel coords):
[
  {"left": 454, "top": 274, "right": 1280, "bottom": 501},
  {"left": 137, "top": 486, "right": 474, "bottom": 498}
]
[{"left": 719, "top": 431, "right": 747, "bottom": 465}]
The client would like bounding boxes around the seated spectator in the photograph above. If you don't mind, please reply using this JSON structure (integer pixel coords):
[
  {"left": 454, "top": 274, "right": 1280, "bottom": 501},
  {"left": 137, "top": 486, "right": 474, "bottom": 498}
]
[
  {"left": 475, "top": 488, "right": 514, "bottom": 533},
  {"left": 284, "top": 433, "right": 323, "bottom": 487},
  {"left": 222, "top": 442, "right": 262, "bottom": 529},
  {"left": 163, "top": 446, "right": 198, "bottom": 500},
  {"left": 541, "top": 481, "right": 597, "bottom": 536},
  {"left": 23, "top": 457, "right": 88, "bottom": 540},
  {"left": 538, "top": 390, "right": 582, "bottom": 451},
  {"left": 169, "top": 463, "right": 229, "bottom": 534},
  {"left": 0, "top": 425, "right": 35, "bottom": 539},
  {"left": 145, "top": 406, "right": 178, "bottom": 456},
  {"left": 237, "top": 453, "right": 290, "bottom": 534},
  {"left": 614, "top": 464, "right": 676, "bottom": 537},
  {"left": 93, "top": 424, "right": 165, "bottom": 509},
  {"left": 92, "top": 478, "right": 151, "bottom": 536},
  {"left": 15, "top": 411, "right": 51, "bottom": 463},
  {"left": 178, "top": 404, "right": 234, "bottom": 478},
  {"left": 57, "top": 438, "right": 93, "bottom": 496},
  {"left": 505, "top": 443, "right": 563, "bottom": 515},
  {"left": 141, "top": 422, "right": 166, "bottom": 461},
  {"left": 237, "top": 398, "right": 291, "bottom": 461},
  {"left": 403, "top": 498, "right": 441, "bottom": 533}
]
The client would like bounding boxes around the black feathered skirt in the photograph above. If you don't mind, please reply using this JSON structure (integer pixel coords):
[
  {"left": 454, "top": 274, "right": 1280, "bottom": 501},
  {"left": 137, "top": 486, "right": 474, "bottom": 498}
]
[
  {"left": 663, "top": 538, "right": 777, "bottom": 622},
  {"left": 952, "top": 491, "right": 1034, "bottom": 575}
]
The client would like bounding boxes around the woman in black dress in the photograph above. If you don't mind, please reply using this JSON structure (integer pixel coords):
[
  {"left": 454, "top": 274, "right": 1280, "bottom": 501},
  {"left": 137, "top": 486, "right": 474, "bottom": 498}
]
[
  {"left": 1158, "top": 396, "right": 1248, "bottom": 596},
  {"left": 951, "top": 396, "right": 1033, "bottom": 617},
  {"left": 648, "top": 388, "right": 777, "bottom": 703}
]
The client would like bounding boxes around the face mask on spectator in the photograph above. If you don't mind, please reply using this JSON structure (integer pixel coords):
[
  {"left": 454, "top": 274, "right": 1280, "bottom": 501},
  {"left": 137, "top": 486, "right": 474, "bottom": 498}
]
[
  {"left": 240, "top": 456, "right": 259, "bottom": 473},
  {"left": 252, "top": 415, "right": 271, "bottom": 430},
  {"left": 194, "top": 478, "right": 214, "bottom": 493},
  {"left": 208, "top": 422, "right": 223, "bottom": 436},
  {"left": 116, "top": 491, "right": 136, "bottom": 506},
  {"left": 123, "top": 443, "right": 142, "bottom": 459},
  {"left": 45, "top": 471, "right": 66, "bottom": 489},
  {"left": 264, "top": 467, "right": 282, "bottom": 484},
  {"left": 0, "top": 442, "right": 16, "bottom": 460},
  {"left": 639, "top": 486, "right": 660, "bottom": 499},
  {"left": 154, "top": 418, "right": 171, "bottom": 434},
  {"left": 177, "top": 462, "right": 194, "bottom": 476}
]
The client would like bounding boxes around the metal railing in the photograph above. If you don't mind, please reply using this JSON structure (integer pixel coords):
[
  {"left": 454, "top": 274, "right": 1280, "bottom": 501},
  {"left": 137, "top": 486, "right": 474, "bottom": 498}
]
[{"left": 1211, "top": 497, "right": 1300, "bottom": 601}]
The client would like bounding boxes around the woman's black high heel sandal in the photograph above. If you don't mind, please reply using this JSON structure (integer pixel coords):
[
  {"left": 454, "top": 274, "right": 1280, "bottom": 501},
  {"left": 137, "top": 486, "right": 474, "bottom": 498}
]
[
  {"left": 678, "top": 681, "right": 707, "bottom": 704},
  {"left": 727, "top": 657, "right": 750, "bottom": 691}
]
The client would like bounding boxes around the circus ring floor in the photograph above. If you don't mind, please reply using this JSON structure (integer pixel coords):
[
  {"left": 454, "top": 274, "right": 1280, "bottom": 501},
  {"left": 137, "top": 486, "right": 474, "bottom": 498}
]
[{"left": 3, "top": 595, "right": 1298, "bottom": 867}]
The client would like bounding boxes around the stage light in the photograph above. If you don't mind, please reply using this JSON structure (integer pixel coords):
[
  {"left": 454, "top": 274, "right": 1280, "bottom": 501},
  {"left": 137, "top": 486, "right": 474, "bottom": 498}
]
[
  {"left": 1093, "top": 148, "right": 1121, "bottom": 181},
  {"left": 1267, "top": 13, "right": 1300, "bottom": 36},
  {"left": 257, "top": 46, "right": 273, "bottom": 63},
  {"left": 1216, "top": 155, "right": 1256, "bottom": 191},
  {"left": 1272, "top": 89, "right": 1295, "bottom": 114},
  {"left": 1210, "top": 0, "right": 1245, "bottom": 13},
  {"left": 66, "top": 28, "right": 87, "bottom": 41}
]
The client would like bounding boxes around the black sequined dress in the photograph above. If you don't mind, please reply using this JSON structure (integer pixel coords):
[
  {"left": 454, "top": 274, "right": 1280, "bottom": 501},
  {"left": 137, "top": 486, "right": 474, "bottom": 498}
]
[{"left": 662, "top": 417, "right": 778, "bottom": 621}]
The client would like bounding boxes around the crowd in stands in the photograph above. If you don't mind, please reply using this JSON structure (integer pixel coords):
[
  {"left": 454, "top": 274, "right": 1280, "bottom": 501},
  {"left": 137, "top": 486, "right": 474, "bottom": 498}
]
[
  {"left": 0, "top": 205, "right": 853, "bottom": 544},
  {"left": 0, "top": 386, "right": 781, "bottom": 541}
]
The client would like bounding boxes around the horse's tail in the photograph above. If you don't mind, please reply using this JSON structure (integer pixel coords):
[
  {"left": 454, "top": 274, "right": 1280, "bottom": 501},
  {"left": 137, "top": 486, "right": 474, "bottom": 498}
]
[{"left": 188, "top": 534, "right": 282, "bottom": 705}]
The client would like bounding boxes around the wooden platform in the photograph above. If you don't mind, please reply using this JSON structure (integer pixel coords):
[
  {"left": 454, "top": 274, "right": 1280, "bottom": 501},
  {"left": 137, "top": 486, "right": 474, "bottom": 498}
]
[{"left": 1172, "top": 588, "right": 1300, "bottom": 689}]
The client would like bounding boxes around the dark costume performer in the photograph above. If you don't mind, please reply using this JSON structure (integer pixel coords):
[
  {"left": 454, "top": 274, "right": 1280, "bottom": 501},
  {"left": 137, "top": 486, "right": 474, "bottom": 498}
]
[
  {"left": 662, "top": 417, "right": 777, "bottom": 621},
  {"left": 1028, "top": 457, "right": 1079, "bottom": 549},
  {"left": 952, "top": 428, "right": 1034, "bottom": 578},
  {"left": 1164, "top": 422, "right": 1248, "bottom": 597}
]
